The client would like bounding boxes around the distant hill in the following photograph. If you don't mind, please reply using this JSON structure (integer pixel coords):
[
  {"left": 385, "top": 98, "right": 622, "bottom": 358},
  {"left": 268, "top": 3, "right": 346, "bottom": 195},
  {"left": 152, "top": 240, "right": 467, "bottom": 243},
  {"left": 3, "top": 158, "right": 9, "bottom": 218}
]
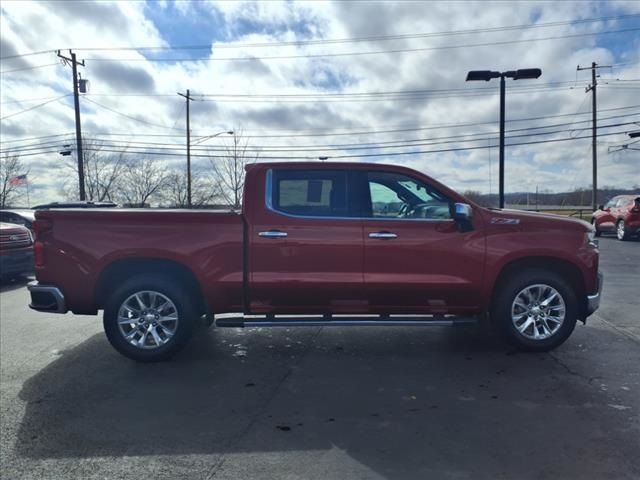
[{"left": 462, "top": 188, "right": 640, "bottom": 208}]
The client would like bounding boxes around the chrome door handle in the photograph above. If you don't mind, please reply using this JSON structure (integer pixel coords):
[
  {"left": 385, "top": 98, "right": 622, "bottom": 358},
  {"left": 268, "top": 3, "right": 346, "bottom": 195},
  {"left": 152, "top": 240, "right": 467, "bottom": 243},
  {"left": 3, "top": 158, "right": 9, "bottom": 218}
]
[
  {"left": 259, "top": 230, "right": 288, "bottom": 238},
  {"left": 368, "top": 231, "right": 397, "bottom": 239}
]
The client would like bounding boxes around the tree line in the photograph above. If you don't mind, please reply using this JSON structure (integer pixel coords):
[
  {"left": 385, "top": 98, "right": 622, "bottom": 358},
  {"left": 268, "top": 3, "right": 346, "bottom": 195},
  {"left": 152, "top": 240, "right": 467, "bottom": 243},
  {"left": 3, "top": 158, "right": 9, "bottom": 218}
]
[{"left": 1, "top": 132, "right": 256, "bottom": 209}]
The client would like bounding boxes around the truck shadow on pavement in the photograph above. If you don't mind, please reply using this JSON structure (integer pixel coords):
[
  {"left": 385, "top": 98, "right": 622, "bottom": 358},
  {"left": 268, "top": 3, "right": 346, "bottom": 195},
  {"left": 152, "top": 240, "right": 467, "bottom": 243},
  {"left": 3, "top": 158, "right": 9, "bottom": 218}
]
[
  {"left": 15, "top": 324, "right": 639, "bottom": 478},
  {"left": 0, "top": 275, "right": 32, "bottom": 293}
]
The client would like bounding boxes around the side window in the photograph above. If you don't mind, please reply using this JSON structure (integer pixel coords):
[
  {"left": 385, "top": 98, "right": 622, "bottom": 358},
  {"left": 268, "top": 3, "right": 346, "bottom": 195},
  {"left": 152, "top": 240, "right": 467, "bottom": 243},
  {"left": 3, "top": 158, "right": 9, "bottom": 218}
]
[
  {"left": 366, "top": 171, "right": 452, "bottom": 220},
  {"left": 272, "top": 169, "right": 348, "bottom": 217},
  {"left": 604, "top": 198, "right": 617, "bottom": 209}
]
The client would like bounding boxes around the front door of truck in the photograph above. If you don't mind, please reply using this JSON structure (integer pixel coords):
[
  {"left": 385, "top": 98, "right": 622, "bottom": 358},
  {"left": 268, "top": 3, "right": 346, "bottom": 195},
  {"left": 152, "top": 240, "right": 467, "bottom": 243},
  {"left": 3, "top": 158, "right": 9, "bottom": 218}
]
[
  {"left": 249, "top": 168, "right": 364, "bottom": 313},
  {"left": 359, "top": 170, "right": 484, "bottom": 313}
]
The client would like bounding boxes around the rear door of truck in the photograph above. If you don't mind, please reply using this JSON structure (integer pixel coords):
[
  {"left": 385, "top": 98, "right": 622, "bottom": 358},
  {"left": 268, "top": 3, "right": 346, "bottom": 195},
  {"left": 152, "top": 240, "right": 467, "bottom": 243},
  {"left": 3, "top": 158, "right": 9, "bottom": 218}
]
[{"left": 246, "top": 166, "right": 364, "bottom": 313}]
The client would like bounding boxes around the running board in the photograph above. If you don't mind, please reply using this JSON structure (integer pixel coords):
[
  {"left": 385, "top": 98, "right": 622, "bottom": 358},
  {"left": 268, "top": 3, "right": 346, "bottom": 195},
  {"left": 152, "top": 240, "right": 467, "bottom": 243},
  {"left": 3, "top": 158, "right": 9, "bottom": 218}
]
[{"left": 215, "top": 315, "right": 478, "bottom": 328}]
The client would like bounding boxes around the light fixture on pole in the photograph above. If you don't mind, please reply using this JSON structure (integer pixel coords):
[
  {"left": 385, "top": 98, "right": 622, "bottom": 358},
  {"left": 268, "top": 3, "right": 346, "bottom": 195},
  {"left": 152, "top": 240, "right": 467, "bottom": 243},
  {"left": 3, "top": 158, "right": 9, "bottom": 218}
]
[
  {"left": 192, "top": 130, "right": 234, "bottom": 146},
  {"left": 466, "top": 68, "right": 542, "bottom": 208}
]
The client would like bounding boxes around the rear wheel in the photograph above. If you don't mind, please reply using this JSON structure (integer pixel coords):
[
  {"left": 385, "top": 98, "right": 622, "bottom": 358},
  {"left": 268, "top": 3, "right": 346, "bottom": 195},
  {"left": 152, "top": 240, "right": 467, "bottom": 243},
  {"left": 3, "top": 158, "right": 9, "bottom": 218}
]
[
  {"left": 103, "top": 274, "right": 198, "bottom": 362},
  {"left": 616, "top": 219, "right": 629, "bottom": 241},
  {"left": 492, "top": 269, "right": 578, "bottom": 351}
]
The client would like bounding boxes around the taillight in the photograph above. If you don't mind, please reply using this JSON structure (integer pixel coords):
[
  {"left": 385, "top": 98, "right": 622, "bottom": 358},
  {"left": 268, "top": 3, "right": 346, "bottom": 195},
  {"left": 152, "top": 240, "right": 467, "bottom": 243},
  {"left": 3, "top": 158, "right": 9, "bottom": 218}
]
[
  {"left": 34, "top": 241, "right": 45, "bottom": 267},
  {"left": 32, "top": 218, "right": 52, "bottom": 241}
]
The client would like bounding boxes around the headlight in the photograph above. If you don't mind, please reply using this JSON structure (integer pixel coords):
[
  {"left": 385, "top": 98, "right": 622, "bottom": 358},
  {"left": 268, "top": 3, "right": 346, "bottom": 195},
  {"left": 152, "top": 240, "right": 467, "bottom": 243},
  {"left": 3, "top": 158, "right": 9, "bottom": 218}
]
[{"left": 586, "top": 230, "right": 598, "bottom": 248}]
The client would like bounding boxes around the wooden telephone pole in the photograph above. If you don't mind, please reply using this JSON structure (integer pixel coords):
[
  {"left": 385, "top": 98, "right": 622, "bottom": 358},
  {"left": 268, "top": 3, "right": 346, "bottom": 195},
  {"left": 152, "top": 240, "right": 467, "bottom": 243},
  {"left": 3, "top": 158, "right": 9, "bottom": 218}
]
[
  {"left": 577, "top": 62, "right": 611, "bottom": 211},
  {"left": 57, "top": 50, "right": 86, "bottom": 201}
]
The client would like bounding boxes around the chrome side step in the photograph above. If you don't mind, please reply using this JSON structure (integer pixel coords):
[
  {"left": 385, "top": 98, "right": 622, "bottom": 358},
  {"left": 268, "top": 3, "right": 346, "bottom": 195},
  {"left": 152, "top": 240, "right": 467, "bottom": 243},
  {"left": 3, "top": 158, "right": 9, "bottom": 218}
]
[{"left": 215, "top": 315, "right": 478, "bottom": 328}]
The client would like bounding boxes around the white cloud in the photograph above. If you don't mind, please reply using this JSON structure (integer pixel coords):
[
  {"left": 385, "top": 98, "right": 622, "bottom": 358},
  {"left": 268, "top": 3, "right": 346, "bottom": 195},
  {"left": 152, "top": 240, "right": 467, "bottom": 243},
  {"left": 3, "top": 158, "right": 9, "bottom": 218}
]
[{"left": 1, "top": 0, "right": 639, "bottom": 206}]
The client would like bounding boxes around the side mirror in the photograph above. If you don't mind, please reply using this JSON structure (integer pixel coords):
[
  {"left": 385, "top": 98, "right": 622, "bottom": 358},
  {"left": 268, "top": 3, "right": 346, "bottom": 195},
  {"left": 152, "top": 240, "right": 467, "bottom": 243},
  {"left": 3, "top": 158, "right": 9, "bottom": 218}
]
[
  {"left": 453, "top": 203, "right": 472, "bottom": 221},
  {"left": 597, "top": 204, "right": 604, "bottom": 211},
  {"left": 453, "top": 203, "right": 473, "bottom": 231}
]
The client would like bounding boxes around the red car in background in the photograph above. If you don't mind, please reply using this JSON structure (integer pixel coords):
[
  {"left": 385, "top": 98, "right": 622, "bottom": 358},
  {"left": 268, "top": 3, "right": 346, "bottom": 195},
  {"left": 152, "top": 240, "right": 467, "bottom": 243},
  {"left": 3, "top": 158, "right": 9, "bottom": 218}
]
[
  {"left": 592, "top": 195, "right": 640, "bottom": 241},
  {"left": 0, "top": 222, "right": 34, "bottom": 281}
]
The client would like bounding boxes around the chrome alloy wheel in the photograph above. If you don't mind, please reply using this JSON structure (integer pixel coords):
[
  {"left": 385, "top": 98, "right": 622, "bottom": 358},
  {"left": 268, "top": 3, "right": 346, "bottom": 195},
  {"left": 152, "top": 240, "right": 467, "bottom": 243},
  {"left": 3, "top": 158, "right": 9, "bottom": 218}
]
[
  {"left": 511, "top": 284, "right": 566, "bottom": 340},
  {"left": 117, "top": 291, "right": 179, "bottom": 349},
  {"left": 617, "top": 220, "right": 625, "bottom": 240}
]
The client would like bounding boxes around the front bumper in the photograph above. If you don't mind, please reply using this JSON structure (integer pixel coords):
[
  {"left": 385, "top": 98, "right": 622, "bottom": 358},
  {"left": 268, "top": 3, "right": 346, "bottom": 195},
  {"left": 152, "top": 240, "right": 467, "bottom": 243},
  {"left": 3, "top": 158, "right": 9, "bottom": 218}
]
[
  {"left": 27, "top": 281, "right": 67, "bottom": 313},
  {"left": 586, "top": 271, "right": 603, "bottom": 316},
  {"left": 0, "top": 249, "right": 34, "bottom": 277}
]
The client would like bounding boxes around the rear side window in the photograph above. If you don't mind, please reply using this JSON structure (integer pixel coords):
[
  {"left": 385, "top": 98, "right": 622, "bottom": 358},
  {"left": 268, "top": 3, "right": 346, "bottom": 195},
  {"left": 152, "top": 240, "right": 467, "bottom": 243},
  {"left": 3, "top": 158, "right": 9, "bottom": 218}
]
[{"left": 271, "top": 170, "right": 348, "bottom": 217}]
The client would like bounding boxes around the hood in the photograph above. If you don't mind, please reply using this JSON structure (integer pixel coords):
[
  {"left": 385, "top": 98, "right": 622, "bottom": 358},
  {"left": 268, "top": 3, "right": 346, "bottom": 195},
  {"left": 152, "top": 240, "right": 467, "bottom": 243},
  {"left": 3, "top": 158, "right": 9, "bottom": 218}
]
[
  {"left": 482, "top": 208, "right": 592, "bottom": 232},
  {"left": 0, "top": 222, "right": 30, "bottom": 233}
]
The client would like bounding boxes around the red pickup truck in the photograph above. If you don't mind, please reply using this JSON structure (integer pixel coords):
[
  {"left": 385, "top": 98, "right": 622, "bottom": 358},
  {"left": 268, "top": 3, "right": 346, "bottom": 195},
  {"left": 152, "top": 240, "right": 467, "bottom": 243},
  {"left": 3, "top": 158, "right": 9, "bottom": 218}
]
[{"left": 28, "top": 162, "right": 602, "bottom": 361}]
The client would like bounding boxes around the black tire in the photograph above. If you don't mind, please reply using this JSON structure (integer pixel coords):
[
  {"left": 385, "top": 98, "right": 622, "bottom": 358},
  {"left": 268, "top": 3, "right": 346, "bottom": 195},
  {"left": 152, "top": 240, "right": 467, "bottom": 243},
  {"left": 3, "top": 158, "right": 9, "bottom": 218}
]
[
  {"left": 491, "top": 269, "right": 578, "bottom": 352},
  {"left": 616, "top": 219, "right": 630, "bottom": 241},
  {"left": 103, "top": 274, "right": 198, "bottom": 362},
  {"left": 591, "top": 218, "right": 601, "bottom": 237}
]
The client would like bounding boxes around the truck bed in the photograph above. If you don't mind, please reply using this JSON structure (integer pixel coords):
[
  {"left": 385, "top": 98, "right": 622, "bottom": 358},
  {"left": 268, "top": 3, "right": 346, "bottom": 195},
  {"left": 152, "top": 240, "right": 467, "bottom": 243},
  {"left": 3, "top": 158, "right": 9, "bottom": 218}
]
[{"left": 34, "top": 208, "right": 245, "bottom": 314}]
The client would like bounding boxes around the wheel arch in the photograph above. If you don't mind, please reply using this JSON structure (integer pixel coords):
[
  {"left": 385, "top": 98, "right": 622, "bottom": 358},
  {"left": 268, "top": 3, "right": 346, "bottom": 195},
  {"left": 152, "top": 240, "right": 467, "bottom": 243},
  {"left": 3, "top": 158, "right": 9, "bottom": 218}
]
[
  {"left": 489, "top": 256, "right": 588, "bottom": 321},
  {"left": 95, "top": 257, "right": 206, "bottom": 315}
]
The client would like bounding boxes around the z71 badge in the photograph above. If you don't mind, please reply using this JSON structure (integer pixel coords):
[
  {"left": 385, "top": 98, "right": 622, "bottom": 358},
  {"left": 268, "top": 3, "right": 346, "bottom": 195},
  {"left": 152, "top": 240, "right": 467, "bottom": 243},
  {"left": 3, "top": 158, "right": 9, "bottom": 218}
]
[{"left": 491, "top": 218, "right": 520, "bottom": 225}]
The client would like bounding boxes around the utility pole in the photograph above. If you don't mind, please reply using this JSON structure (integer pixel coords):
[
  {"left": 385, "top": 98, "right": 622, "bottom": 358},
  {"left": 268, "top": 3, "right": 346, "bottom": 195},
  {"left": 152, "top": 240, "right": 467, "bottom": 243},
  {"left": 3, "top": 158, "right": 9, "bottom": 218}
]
[
  {"left": 57, "top": 50, "right": 86, "bottom": 200},
  {"left": 577, "top": 62, "right": 611, "bottom": 211},
  {"left": 178, "top": 90, "right": 193, "bottom": 208}
]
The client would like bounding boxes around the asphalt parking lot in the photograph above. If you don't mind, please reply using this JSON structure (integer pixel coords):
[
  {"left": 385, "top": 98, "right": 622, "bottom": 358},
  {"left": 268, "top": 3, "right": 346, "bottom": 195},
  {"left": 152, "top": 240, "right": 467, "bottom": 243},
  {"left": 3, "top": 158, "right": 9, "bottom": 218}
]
[{"left": 1, "top": 235, "right": 638, "bottom": 480}]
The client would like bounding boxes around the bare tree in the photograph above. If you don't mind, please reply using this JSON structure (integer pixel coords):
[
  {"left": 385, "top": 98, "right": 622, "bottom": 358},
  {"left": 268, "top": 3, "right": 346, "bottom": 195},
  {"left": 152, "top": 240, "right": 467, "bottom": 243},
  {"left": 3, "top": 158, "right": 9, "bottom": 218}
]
[
  {"left": 163, "top": 168, "right": 220, "bottom": 208},
  {"left": 117, "top": 156, "right": 170, "bottom": 207},
  {"left": 0, "top": 154, "right": 29, "bottom": 208},
  {"left": 209, "top": 131, "right": 258, "bottom": 208},
  {"left": 61, "top": 137, "right": 126, "bottom": 201}
]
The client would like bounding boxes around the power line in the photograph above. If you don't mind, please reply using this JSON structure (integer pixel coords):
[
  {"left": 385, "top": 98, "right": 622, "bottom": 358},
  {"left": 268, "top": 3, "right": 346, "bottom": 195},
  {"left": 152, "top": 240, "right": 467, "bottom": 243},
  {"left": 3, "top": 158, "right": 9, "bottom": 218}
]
[
  {"left": 64, "top": 14, "right": 640, "bottom": 53},
  {"left": 83, "top": 28, "right": 640, "bottom": 63},
  {"left": 82, "top": 80, "right": 582, "bottom": 99},
  {"left": 0, "top": 49, "right": 56, "bottom": 61},
  {"left": 3, "top": 14, "right": 638, "bottom": 61},
  {"left": 67, "top": 121, "right": 637, "bottom": 155},
  {"left": 74, "top": 130, "right": 634, "bottom": 160},
  {"left": 82, "top": 97, "right": 185, "bottom": 131},
  {"left": 0, "top": 94, "right": 71, "bottom": 105},
  {"left": 0, "top": 63, "right": 60, "bottom": 74},
  {"left": 4, "top": 105, "right": 637, "bottom": 146},
  {"left": 4, "top": 121, "right": 635, "bottom": 156},
  {"left": 0, "top": 132, "right": 74, "bottom": 144},
  {"left": 57, "top": 112, "right": 636, "bottom": 151},
  {"left": 0, "top": 94, "right": 71, "bottom": 121}
]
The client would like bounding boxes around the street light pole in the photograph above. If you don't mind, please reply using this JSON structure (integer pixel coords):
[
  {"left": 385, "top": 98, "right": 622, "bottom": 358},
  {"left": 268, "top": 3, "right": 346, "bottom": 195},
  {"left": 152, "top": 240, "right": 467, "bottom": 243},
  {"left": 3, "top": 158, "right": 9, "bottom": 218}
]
[
  {"left": 499, "top": 75, "right": 506, "bottom": 210},
  {"left": 466, "top": 68, "right": 542, "bottom": 208},
  {"left": 178, "top": 90, "right": 194, "bottom": 207}
]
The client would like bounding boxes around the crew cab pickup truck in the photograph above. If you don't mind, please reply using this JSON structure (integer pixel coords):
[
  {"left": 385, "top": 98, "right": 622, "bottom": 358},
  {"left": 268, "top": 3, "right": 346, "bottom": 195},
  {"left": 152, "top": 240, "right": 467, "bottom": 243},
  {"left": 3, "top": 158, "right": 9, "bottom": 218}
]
[{"left": 28, "top": 162, "right": 602, "bottom": 361}]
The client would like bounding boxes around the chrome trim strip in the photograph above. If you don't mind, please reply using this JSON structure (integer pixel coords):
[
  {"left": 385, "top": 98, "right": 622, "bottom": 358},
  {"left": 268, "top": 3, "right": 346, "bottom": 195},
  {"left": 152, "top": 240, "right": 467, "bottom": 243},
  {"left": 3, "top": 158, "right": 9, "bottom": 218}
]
[
  {"left": 27, "top": 281, "right": 67, "bottom": 313},
  {"left": 368, "top": 232, "right": 398, "bottom": 239},
  {"left": 217, "top": 317, "right": 478, "bottom": 328},
  {"left": 586, "top": 272, "right": 603, "bottom": 316},
  {"left": 264, "top": 168, "right": 455, "bottom": 223},
  {"left": 259, "top": 231, "right": 288, "bottom": 238}
]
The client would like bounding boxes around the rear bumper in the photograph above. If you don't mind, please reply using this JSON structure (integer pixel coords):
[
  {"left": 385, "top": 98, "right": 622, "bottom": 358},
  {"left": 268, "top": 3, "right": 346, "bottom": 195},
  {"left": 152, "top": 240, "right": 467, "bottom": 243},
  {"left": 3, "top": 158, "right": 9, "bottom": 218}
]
[
  {"left": 586, "top": 271, "right": 603, "bottom": 316},
  {"left": 27, "top": 281, "right": 67, "bottom": 313},
  {"left": 0, "top": 249, "right": 34, "bottom": 277}
]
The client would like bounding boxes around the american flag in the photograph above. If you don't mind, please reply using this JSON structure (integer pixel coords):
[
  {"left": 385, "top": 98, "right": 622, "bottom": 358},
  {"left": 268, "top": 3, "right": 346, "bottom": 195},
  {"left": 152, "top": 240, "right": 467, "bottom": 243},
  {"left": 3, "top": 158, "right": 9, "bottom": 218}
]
[{"left": 9, "top": 174, "right": 28, "bottom": 186}]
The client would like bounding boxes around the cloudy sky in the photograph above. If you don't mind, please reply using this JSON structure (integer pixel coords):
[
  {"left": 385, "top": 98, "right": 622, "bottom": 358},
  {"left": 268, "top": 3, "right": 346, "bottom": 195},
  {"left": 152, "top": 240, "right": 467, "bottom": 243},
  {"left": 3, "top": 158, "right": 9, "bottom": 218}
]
[{"left": 1, "top": 0, "right": 639, "bottom": 205}]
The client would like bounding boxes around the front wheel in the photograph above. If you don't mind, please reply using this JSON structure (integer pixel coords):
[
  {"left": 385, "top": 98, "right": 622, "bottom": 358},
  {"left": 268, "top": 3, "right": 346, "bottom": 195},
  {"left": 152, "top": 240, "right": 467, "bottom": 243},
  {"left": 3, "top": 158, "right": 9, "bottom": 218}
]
[
  {"left": 103, "top": 274, "right": 198, "bottom": 362},
  {"left": 492, "top": 269, "right": 578, "bottom": 352},
  {"left": 616, "top": 219, "right": 630, "bottom": 241}
]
